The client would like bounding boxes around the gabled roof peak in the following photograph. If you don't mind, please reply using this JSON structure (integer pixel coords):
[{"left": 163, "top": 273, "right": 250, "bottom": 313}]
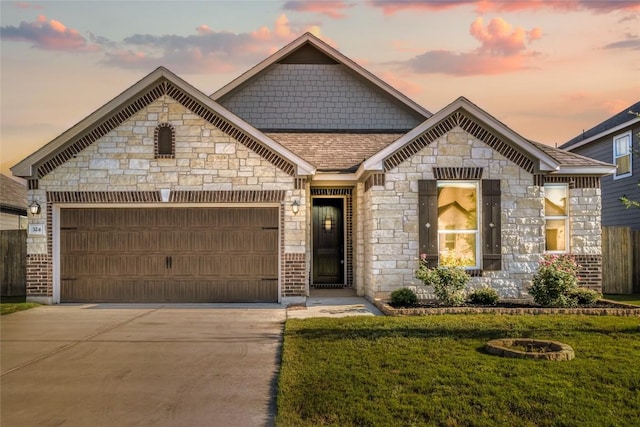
[{"left": 211, "top": 32, "right": 431, "bottom": 119}]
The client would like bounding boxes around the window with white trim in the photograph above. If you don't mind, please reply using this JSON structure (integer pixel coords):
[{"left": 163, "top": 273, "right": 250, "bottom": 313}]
[
  {"left": 437, "top": 181, "right": 479, "bottom": 268},
  {"left": 613, "top": 131, "right": 632, "bottom": 179},
  {"left": 544, "top": 184, "right": 569, "bottom": 253}
]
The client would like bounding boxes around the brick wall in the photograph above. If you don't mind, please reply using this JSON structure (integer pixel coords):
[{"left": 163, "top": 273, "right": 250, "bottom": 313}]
[{"left": 282, "top": 253, "right": 306, "bottom": 296}]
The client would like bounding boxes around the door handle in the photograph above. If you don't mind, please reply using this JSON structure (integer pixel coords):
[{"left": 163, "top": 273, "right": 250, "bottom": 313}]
[
  {"left": 165, "top": 256, "right": 169, "bottom": 269},
  {"left": 168, "top": 255, "right": 172, "bottom": 269}
]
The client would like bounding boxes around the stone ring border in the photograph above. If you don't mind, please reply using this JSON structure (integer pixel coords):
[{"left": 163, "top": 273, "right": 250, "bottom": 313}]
[{"left": 485, "top": 338, "right": 575, "bottom": 361}]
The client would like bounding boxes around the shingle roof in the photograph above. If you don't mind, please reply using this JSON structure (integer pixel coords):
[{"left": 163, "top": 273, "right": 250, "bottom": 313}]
[
  {"left": 265, "top": 133, "right": 404, "bottom": 172},
  {"left": 0, "top": 174, "right": 27, "bottom": 210},
  {"left": 528, "top": 140, "right": 614, "bottom": 168},
  {"left": 561, "top": 101, "right": 640, "bottom": 149}
]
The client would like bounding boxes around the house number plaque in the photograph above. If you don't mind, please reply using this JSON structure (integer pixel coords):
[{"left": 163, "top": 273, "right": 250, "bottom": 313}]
[{"left": 28, "top": 224, "right": 46, "bottom": 236}]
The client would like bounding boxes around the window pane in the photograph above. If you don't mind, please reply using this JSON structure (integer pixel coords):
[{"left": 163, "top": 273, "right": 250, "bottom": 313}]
[
  {"left": 437, "top": 185, "right": 477, "bottom": 230},
  {"left": 545, "top": 219, "right": 566, "bottom": 251},
  {"left": 616, "top": 155, "right": 631, "bottom": 175},
  {"left": 544, "top": 186, "right": 567, "bottom": 216},
  {"left": 438, "top": 234, "right": 477, "bottom": 267},
  {"left": 615, "top": 136, "right": 630, "bottom": 156}
]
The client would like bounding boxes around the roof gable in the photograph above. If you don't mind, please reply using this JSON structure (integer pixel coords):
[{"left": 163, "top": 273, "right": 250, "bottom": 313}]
[
  {"left": 362, "top": 97, "right": 615, "bottom": 177},
  {"left": 560, "top": 101, "right": 640, "bottom": 150},
  {"left": 211, "top": 33, "right": 431, "bottom": 121},
  {"left": 12, "top": 67, "right": 315, "bottom": 180}
]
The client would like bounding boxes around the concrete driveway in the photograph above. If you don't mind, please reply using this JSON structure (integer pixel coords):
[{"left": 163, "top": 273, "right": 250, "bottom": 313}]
[{"left": 1, "top": 304, "right": 285, "bottom": 427}]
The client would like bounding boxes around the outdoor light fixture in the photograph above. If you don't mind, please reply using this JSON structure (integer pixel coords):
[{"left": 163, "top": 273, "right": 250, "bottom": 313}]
[
  {"left": 29, "top": 201, "right": 41, "bottom": 215},
  {"left": 324, "top": 215, "right": 333, "bottom": 231},
  {"left": 292, "top": 200, "right": 300, "bottom": 215}
]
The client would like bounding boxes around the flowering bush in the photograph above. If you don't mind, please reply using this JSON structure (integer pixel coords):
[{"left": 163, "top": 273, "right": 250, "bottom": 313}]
[
  {"left": 529, "top": 254, "right": 583, "bottom": 307},
  {"left": 416, "top": 258, "right": 470, "bottom": 306}
]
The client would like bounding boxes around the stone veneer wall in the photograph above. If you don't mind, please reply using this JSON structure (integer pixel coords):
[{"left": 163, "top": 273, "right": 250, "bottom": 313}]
[
  {"left": 362, "top": 127, "right": 603, "bottom": 300},
  {"left": 27, "top": 95, "right": 308, "bottom": 301}
]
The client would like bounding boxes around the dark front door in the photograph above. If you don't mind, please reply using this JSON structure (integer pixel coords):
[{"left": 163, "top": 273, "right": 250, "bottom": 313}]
[{"left": 313, "top": 198, "right": 344, "bottom": 284}]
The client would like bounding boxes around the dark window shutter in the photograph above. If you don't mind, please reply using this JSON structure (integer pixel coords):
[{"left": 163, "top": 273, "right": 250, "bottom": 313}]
[
  {"left": 418, "top": 180, "right": 438, "bottom": 268},
  {"left": 482, "top": 179, "right": 501, "bottom": 271}
]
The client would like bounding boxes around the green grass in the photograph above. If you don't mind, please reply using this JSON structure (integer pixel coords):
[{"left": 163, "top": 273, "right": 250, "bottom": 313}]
[
  {"left": 604, "top": 294, "right": 640, "bottom": 307},
  {"left": 1, "top": 297, "right": 39, "bottom": 316},
  {"left": 277, "top": 315, "right": 640, "bottom": 427}
]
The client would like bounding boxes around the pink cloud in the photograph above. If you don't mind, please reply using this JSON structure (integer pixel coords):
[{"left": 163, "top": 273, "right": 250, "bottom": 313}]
[
  {"left": 282, "top": 0, "right": 354, "bottom": 19},
  {"left": 13, "top": 2, "right": 44, "bottom": 9},
  {"left": 401, "top": 17, "right": 541, "bottom": 76},
  {"left": 0, "top": 14, "right": 99, "bottom": 51},
  {"left": 368, "top": 0, "right": 640, "bottom": 15},
  {"left": 102, "top": 14, "right": 336, "bottom": 74}
]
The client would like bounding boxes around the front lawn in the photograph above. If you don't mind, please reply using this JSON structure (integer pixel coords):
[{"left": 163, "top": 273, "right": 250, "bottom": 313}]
[
  {"left": 277, "top": 315, "right": 640, "bottom": 427},
  {"left": 604, "top": 294, "right": 640, "bottom": 307},
  {"left": 1, "top": 299, "right": 40, "bottom": 316}
]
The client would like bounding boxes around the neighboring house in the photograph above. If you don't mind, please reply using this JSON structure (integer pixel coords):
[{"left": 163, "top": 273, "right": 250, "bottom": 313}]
[
  {"left": 0, "top": 174, "right": 27, "bottom": 230},
  {"left": 12, "top": 33, "right": 615, "bottom": 305},
  {"left": 560, "top": 102, "right": 640, "bottom": 230}
]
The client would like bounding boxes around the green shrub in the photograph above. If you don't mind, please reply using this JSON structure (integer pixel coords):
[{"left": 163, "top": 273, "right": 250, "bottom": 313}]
[
  {"left": 529, "top": 254, "right": 581, "bottom": 307},
  {"left": 468, "top": 287, "right": 499, "bottom": 305},
  {"left": 416, "top": 262, "right": 470, "bottom": 306},
  {"left": 569, "top": 287, "right": 601, "bottom": 305},
  {"left": 390, "top": 287, "right": 418, "bottom": 307}
]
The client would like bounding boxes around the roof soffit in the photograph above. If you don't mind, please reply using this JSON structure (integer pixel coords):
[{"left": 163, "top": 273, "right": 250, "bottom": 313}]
[{"left": 12, "top": 67, "right": 315, "bottom": 179}]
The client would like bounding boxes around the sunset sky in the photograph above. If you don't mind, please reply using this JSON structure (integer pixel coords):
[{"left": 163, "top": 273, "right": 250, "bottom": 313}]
[{"left": 1, "top": 0, "right": 639, "bottom": 176}]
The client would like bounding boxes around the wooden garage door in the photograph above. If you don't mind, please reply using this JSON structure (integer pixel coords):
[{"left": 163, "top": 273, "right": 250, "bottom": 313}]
[{"left": 60, "top": 207, "right": 279, "bottom": 303}]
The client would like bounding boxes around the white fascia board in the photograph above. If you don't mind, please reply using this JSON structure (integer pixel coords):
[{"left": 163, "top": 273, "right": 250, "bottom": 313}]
[
  {"left": 553, "top": 165, "right": 617, "bottom": 176},
  {"left": 310, "top": 173, "right": 358, "bottom": 182},
  {"left": 560, "top": 117, "right": 640, "bottom": 151}
]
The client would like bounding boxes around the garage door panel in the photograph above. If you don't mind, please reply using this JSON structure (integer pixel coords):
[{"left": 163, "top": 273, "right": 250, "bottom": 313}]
[{"left": 61, "top": 207, "right": 279, "bottom": 303}]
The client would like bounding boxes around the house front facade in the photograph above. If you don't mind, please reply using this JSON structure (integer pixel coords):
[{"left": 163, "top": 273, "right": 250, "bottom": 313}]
[{"left": 12, "top": 33, "right": 615, "bottom": 305}]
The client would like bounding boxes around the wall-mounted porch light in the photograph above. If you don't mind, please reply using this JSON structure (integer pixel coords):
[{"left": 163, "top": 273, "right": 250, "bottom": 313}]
[
  {"left": 292, "top": 200, "right": 300, "bottom": 215},
  {"left": 29, "top": 201, "right": 41, "bottom": 215}
]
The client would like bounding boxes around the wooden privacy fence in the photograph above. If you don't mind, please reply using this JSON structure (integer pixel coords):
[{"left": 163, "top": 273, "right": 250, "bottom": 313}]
[
  {"left": 601, "top": 226, "right": 640, "bottom": 294},
  {"left": 1, "top": 229, "right": 27, "bottom": 297}
]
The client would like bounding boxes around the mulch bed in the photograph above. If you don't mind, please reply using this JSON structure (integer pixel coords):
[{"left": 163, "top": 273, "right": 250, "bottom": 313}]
[{"left": 375, "top": 299, "right": 640, "bottom": 316}]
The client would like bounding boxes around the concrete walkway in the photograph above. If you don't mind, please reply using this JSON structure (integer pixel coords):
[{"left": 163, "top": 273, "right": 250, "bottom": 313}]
[{"left": 286, "top": 288, "right": 383, "bottom": 319}]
